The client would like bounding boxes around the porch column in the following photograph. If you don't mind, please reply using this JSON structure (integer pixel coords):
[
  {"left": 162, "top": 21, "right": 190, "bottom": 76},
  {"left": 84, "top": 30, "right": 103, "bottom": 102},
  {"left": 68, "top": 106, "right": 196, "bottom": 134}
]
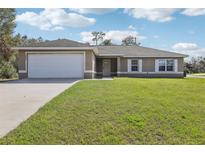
[{"left": 117, "top": 57, "right": 121, "bottom": 76}]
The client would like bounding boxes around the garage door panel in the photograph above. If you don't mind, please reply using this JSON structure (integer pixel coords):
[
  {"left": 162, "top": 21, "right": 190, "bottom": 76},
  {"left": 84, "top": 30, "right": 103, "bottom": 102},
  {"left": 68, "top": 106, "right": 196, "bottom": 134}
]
[{"left": 28, "top": 54, "right": 84, "bottom": 78}]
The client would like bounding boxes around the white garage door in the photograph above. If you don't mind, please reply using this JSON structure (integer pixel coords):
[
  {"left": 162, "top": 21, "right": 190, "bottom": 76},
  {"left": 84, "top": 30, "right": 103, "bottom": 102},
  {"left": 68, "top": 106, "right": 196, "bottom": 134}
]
[{"left": 28, "top": 53, "right": 84, "bottom": 78}]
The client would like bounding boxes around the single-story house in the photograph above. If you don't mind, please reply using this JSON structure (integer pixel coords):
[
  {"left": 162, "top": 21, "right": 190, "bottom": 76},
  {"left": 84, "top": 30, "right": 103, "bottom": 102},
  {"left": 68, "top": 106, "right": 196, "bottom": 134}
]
[{"left": 13, "top": 39, "right": 188, "bottom": 79}]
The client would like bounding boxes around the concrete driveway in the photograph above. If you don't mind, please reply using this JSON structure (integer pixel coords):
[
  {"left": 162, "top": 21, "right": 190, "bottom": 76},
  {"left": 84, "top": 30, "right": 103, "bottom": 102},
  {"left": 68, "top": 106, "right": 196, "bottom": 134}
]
[{"left": 0, "top": 79, "right": 79, "bottom": 138}]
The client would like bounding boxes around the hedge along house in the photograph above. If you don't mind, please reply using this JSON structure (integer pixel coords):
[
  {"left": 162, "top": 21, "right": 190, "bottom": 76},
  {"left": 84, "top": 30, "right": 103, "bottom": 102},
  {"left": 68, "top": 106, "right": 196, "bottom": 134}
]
[{"left": 13, "top": 39, "right": 188, "bottom": 79}]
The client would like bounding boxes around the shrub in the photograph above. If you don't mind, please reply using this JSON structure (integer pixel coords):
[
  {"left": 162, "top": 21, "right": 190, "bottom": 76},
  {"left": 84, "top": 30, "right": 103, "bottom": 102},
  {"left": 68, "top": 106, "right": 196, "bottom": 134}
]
[{"left": 0, "top": 60, "right": 18, "bottom": 79}]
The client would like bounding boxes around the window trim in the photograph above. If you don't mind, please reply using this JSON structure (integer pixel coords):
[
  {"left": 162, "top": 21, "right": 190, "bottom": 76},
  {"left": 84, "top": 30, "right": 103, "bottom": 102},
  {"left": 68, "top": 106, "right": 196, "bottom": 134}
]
[
  {"left": 166, "top": 59, "right": 175, "bottom": 72},
  {"left": 158, "top": 59, "right": 175, "bottom": 72},
  {"left": 128, "top": 59, "right": 142, "bottom": 72},
  {"left": 131, "top": 59, "right": 139, "bottom": 72},
  {"left": 158, "top": 59, "right": 166, "bottom": 72}
]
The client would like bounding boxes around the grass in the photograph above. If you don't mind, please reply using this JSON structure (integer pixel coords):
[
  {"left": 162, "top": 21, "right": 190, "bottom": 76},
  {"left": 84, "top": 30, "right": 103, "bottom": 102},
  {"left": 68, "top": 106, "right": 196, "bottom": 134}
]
[
  {"left": 0, "top": 78, "right": 205, "bottom": 144},
  {"left": 192, "top": 73, "right": 205, "bottom": 76}
]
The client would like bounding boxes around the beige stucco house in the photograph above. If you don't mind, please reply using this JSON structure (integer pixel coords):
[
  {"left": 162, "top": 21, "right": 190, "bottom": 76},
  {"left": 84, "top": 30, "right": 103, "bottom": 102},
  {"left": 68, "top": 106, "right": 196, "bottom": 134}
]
[{"left": 14, "top": 39, "right": 187, "bottom": 79}]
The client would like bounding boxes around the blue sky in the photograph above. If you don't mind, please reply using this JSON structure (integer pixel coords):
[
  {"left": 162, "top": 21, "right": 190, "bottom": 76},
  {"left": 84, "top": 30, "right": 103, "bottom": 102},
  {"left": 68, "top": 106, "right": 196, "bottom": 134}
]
[{"left": 15, "top": 8, "right": 205, "bottom": 57}]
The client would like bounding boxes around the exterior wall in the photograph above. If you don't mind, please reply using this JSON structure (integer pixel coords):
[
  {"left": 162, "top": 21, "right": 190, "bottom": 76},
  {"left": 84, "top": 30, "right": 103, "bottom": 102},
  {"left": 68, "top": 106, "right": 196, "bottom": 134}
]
[
  {"left": 142, "top": 58, "right": 155, "bottom": 72},
  {"left": 17, "top": 51, "right": 28, "bottom": 79},
  {"left": 85, "top": 50, "right": 95, "bottom": 78},
  {"left": 17, "top": 51, "right": 26, "bottom": 70},
  {"left": 17, "top": 50, "right": 95, "bottom": 79},
  {"left": 96, "top": 58, "right": 103, "bottom": 73},
  {"left": 85, "top": 50, "right": 93, "bottom": 71},
  {"left": 84, "top": 72, "right": 93, "bottom": 79},
  {"left": 111, "top": 58, "right": 117, "bottom": 74},
  {"left": 119, "top": 57, "right": 184, "bottom": 72},
  {"left": 118, "top": 57, "right": 184, "bottom": 78},
  {"left": 19, "top": 73, "right": 28, "bottom": 79},
  {"left": 177, "top": 58, "right": 184, "bottom": 72},
  {"left": 120, "top": 57, "right": 128, "bottom": 72},
  {"left": 142, "top": 57, "right": 184, "bottom": 72}
]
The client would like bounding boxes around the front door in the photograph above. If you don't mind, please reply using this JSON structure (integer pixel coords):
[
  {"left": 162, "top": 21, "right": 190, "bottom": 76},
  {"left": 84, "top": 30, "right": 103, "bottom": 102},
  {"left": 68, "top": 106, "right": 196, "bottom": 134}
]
[{"left": 103, "top": 59, "right": 111, "bottom": 77}]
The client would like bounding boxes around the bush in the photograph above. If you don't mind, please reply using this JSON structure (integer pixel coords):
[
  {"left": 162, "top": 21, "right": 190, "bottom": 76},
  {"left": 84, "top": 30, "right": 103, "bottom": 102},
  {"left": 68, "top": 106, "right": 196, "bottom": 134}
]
[
  {"left": 184, "top": 71, "right": 187, "bottom": 77},
  {"left": 0, "top": 60, "right": 18, "bottom": 79}
]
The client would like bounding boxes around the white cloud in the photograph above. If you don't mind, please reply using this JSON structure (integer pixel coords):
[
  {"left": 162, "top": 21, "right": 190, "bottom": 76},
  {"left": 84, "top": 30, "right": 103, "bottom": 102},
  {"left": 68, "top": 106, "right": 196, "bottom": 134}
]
[
  {"left": 172, "top": 43, "right": 205, "bottom": 57},
  {"left": 181, "top": 9, "right": 205, "bottom": 16},
  {"left": 128, "top": 25, "right": 135, "bottom": 30},
  {"left": 80, "top": 30, "right": 146, "bottom": 44},
  {"left": 172, "top": 43, "right": 198, "bottom": 50},
  {"left": 69, "top": 8, "right": 117, "bottom": 14},
  {"left": 16, "top": 8, "right": 96, "bottom": 31},
  {"left": 124, "top": 8, "right": 178, "bottom": 22}
]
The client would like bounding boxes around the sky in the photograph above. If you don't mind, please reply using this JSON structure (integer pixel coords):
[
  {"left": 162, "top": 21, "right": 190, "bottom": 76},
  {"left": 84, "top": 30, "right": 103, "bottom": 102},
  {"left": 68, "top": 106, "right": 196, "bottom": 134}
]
[{"left": 15, "top": 8, "right": 205, "bottom": 58}]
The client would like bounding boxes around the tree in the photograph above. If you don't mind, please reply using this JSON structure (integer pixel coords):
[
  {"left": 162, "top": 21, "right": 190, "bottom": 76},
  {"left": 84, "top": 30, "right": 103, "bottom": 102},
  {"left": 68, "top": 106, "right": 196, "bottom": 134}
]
[
  {"left": 0, "top": 9, "right": 18, "bottom": 79},
  {"left": 184, "top": 62, "right": 192, "bottom": 73},
  {"left": 13, "top": 33, "right": 44, "bottom": 46},
  {"left": 100, "top": 39, "right": 113, "bottom": 46},
  {"left": 184, "top": 56, "right": 205, "bottom": 73},
  {"left": 37, "top": 37, "right": 43, "bottom": 43},
  {"left": 0, "top": 8, "right": 16, "bottom": 45},
  {"left": 12, "top": 33, "right": 23, "bottom": 46},
  {"left": 122, "top": 35, "right": 141, "bottom": 46},
  {"left": 91, "top": 31, "right": 105, "bottom": 46},
  {"left": 0, "top": 39, "right": 17, "bottom": 79}
]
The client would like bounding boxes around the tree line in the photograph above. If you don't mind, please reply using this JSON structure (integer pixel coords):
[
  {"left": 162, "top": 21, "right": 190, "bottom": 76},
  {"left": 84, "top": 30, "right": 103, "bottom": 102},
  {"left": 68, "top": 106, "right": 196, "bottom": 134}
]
[
  {"left": 184, "top": 57, "right": 205, "bottom": 73},
  {"left": 91, "top": 31, "right": 141, "bottom": 46}
]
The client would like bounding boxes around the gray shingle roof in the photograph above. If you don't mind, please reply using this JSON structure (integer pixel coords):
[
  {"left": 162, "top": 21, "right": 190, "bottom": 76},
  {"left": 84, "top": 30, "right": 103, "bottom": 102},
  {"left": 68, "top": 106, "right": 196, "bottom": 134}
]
[
  {"left": 96, "top": 45, "right": 187, "bottom": 57},
  {"left": 18, "top": 39, "right": 90, "bottom": 47},
  {"left": 16, "top": 39, "right": 187, "bottom": 57}
]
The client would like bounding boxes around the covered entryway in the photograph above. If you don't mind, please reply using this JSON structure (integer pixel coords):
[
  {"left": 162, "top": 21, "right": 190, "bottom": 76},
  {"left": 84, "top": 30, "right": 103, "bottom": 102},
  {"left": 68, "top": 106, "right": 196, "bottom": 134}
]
[
  {"left": 96, "top": 58, "right": 117, "bottom": 77},
  {"left": 28, "top": 53, "right": 84, "bottom": 78}
]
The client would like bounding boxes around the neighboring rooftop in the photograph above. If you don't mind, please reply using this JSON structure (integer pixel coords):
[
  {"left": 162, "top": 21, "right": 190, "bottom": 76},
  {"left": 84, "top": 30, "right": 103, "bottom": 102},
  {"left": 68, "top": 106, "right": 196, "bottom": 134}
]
[
  {"left": 18, "top": 39, "right": 90, "bottom": 47},
  {"left": 96, "top": 45, "right": 188, "bottom": 57}
]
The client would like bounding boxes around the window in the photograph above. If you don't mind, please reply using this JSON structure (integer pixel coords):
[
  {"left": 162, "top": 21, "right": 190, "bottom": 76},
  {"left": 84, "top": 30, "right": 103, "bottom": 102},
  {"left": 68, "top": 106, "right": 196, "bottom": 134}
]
[
  {"left": 131, "top": 59, "right": 138, "bottom": 72},
  {"left": 159, "top": 59, "right": 166, "bottom": 71},
  {"left": 158, "top": 59, "right": 175, "bottom": 72},
  {"left": 167, "top": 59, "right": 174, "bottom": 71}
]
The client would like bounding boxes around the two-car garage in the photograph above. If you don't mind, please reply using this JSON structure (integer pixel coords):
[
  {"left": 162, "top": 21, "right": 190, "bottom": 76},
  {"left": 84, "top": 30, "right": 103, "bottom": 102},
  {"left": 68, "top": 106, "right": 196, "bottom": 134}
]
[{"left": 27, "top": 53, "right": 84, "bottom": 78}]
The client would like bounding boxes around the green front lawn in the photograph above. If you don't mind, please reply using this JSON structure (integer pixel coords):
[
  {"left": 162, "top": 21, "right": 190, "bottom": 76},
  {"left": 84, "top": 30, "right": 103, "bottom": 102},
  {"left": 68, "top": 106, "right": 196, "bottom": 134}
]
[
  {"left": 192, "top": 73, "right": 205, "bottom": 76},
  {"left": 0, "top": 78, "right": 205, "bottom": 144}
]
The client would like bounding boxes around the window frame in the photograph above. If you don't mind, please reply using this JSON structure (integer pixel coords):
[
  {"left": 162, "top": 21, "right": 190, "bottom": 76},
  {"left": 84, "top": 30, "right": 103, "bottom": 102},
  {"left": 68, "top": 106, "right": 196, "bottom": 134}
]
[
  {"left": 158, "top": 59, "right": 175, "bottom": 72},
  {"left": 166, "top": 59, "right": 175, "bottom": 72},
  {"left": 131, "top": 59, "right": 139, "bottom": 72},
  {"left": 158, "top": 59, "right": 166, "bottom": 72}
]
